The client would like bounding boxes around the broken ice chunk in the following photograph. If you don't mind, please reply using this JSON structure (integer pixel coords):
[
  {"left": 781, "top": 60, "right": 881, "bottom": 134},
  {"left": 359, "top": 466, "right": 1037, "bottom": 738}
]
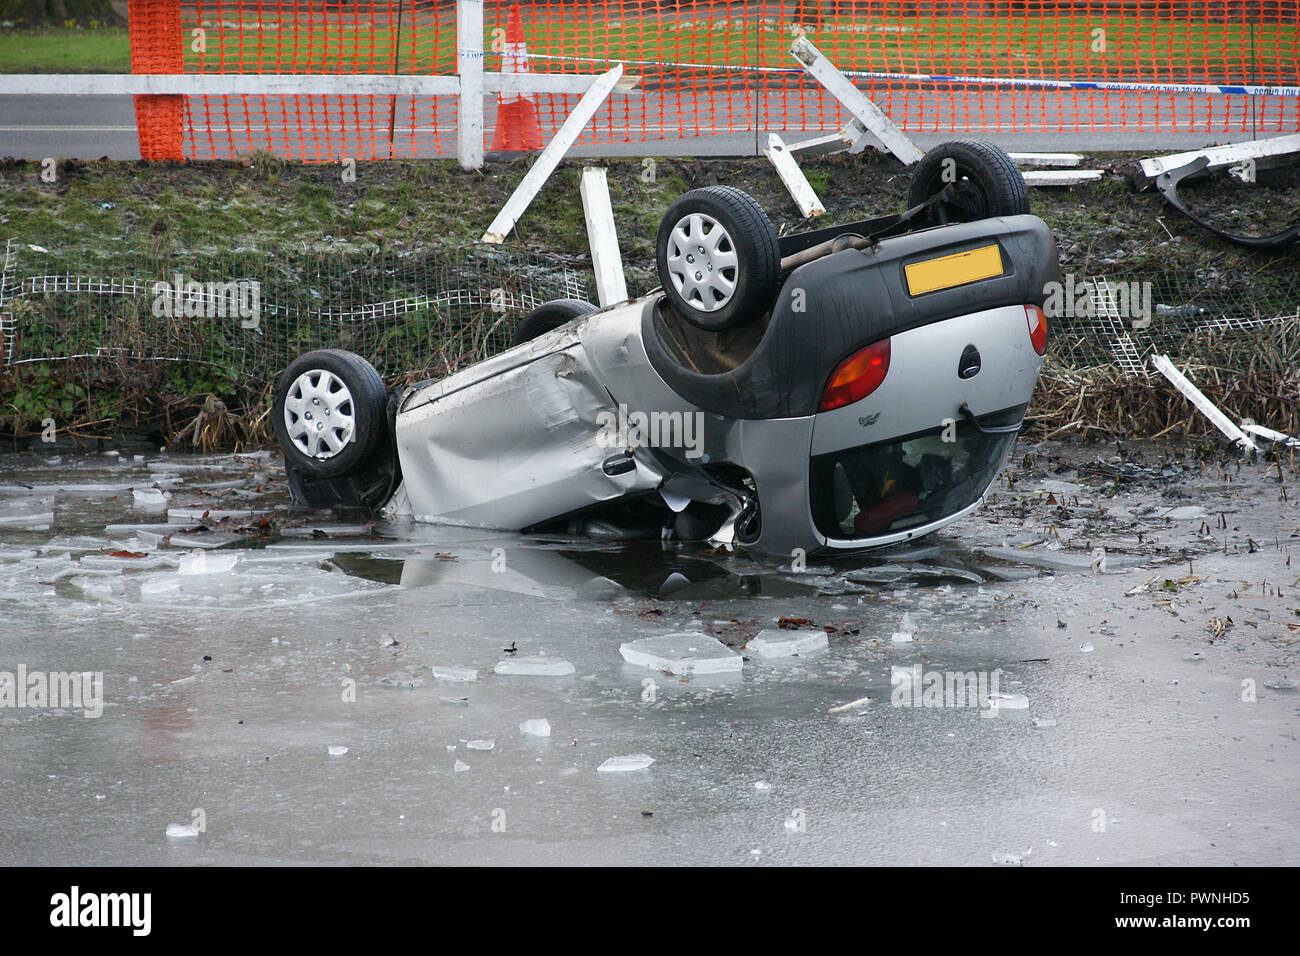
[
  {"left": 165, "top": 823, "right": 199, "bottom": 840},
  {"left": 327, "top": 745, "right": 349, "bottom": 757},
  {"left": 754, "top": 781, "right": 772, "bottom": 791},
  {"left": 597, "top": 754, "right": 654, "bottom": 773},
  {"left": 746, "top": 628, "right": 828, "bottom": 660},
  {"left": 453, "top": 760, "right": 470, "bottom": 772},
  {"left": 431, "top": 665, "right": 478, "bottom": 682},
  {"left": 466, "top": 739, "right": 495, "bottom": 751},
  {"left": 167, "top": 507, "right": 254, "bottom": 523},
  {"left": 520, "top": 718, "right": 551, "bottom": 737},
  {"left": 132, "top": 488, "right": 170, "bottom": 510},
  {"left": 177, "top": 551, "right": 237, "bottom": 575},
  {"left": 619, "top": 633, "right": 742, "bottom": 675},
  {"left": 987, "top": 692, "right": 1030, "bottom": 710},
  {"left": 494, "top": 657, "right": 575, "bottom": 677}
]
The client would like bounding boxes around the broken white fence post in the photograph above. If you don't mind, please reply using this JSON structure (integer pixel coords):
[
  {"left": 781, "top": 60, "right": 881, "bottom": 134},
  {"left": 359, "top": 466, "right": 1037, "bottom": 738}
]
[
  {"left": 1009, "top": 152, "right": 1086, "bottom": 168},
  {"left": 1137, "top": 133, "right": 1300, "bottom": 184},
  {"left": 764, "top": 133, "right": 826, "bottom": 218},
  {"left": 1240, "top": 423, "right": 1300, "bottom": 448},
  {"left": 787, "top": 117, "right": 873, "bottom": 156},
  {"left": 579, "top": 167, "right": 628, "bottom": 308},
  {"left": 1022, "top": 169, "right": 1105, "bottom": 187},
  {"left": 1151, "top": 354, "right": 1258, "bottom": 453},
  {"left": 457, "top": 0, "right": 485, "bottom": 170},
  {"left": 481, "top": 65, "right": 623, "bottom": 244},
  {"left": 789, "top": 37, "right": 923, "bottom": 166}
]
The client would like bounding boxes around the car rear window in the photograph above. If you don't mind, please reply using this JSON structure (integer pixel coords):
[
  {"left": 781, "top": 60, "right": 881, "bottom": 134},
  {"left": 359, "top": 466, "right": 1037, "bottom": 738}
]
[{"left": 809, "top": 415, "right": 1020, "bottom": 540}]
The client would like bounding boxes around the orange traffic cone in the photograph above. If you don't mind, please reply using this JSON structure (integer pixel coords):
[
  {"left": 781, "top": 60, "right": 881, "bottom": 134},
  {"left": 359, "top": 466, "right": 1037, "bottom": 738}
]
[{"left": 490, "top": 5, "right": 543, "bottom": 152}]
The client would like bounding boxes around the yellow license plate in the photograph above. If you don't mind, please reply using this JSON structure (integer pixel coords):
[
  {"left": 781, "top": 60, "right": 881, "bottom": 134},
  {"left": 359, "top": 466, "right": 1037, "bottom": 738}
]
[{"left": 904, "top": 244, "right": 1004, "bottom": 296}]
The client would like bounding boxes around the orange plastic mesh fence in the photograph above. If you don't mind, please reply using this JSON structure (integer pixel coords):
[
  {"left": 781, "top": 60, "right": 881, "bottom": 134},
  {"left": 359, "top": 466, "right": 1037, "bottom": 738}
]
[
  {"left": 131, "top": 1, "right": 1299, "bottom": 161},
  {"left": 128, "top": 0, "right": 185, "bottom": 160}
]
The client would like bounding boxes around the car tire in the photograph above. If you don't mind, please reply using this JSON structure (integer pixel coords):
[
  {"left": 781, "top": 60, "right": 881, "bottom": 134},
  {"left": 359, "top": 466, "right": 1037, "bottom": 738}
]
[
  {"left": 907, "top": 140, "right": 1029, "bottom": 227},
  {"left": 656, "top": 186, "right": 781, "bottom": 332},
  {"left": 511, "top": 298, "right": 599, "bottom": 347},
  {"left": 272, "top": 349, "right": 390, "bottom": 480}
]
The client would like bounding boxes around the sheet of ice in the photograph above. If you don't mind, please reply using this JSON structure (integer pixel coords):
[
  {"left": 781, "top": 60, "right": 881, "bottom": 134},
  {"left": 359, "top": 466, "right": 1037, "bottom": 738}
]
[
  {"left": 746, "top": 628, "right": 829, "bottom": 660},
  {"left": 178, "top": 551, "right": 238, "bottom": 575},
  {"left": 597, "top": 754, "right": 654, "bottom": 773},
  {"left": 494, "top": 657, "right": 575, "bottom": 676},
  {"left": 519, "top": 718, "right": 551, "bottom": 737},
  {"left": 465, "top": 739, "right": 495, "bottom": 751},
  {"left": 620, "top": 633, "right": 743, "bottom": 675},
  {"left": 166, "top": 533, "right": 243, "bottom": 550},
  {"left": 0, "top": 511, "right": 54, "bottom": 530},
  {"left": 165, "top": 823, "right": 199, "bottom": 839},
  {"left": 328, "top": 745, "right": 349, "bottom": 756},
  {"left": 432, "top": 665, "right": 478, "bottom": 682}
]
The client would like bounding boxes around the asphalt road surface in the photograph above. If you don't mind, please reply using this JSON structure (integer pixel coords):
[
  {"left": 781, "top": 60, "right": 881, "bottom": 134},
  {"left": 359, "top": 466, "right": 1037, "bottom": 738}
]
[{"left": 0, "top": 92, "right": 1270, "bottom": 161}]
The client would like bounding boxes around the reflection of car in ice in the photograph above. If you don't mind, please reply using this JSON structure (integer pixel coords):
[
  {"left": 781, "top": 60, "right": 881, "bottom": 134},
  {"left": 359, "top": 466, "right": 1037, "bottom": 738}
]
[{"left": 272, "top": 141, "right": 1059, "bottom": 559}]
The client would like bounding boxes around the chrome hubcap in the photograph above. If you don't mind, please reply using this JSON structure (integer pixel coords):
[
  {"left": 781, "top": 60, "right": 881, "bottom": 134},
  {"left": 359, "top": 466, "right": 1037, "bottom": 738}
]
[
  {"left": 665, "top": 212, "right": 738, "bottom": 313},
  {"left": 283, "top": 369, "right": 355, "bottom": 459}
]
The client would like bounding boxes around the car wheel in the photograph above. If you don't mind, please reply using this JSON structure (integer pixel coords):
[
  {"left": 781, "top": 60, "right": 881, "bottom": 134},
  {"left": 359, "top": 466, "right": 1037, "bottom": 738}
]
[
  {"left": 656, "top": 186, "right": 780, "bottom": 332},
  {"left": 907, "top": 140, "right": 1029, "bottom": 227},
  {"left": 272, "top": 349, "right": 390, "bottom": 480},
  {"left": 511, "top": 298, "right": 599, "bottom": 347}
]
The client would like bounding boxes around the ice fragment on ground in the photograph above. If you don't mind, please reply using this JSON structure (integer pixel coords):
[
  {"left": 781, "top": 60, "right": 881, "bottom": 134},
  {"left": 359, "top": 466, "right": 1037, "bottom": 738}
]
[
  {"left": 992, "top": 850, "right": 1028, "bottom": 866},
  {"left": 1032, "top": 718, "right": 1058, "bottom": 728},
  {"left": 453, "top": 760, "right": 470, "bottom": 772},
  {"left": 520, "top": 718, "right": 551, "bottom": 737},
  {"left": 132, "top": 488, "right": 170, "bottom": 510},
  {"left": 619, "top": 633, "right": 742, "bottom": 675},
  {"left": 167, "top": 507, "right": 254, "bottom": 523},
  {"left": 597, "top": 754, "right": 654, "bottom": 773},
  {"left": 1158, "top": 505, "right": 1207, "bottom": 520},
  {"left": 891, "top": 612, "right": 916, "bottom": 643},
  {"left": 1079, "top": 641, "right": 1094, "bottom": 653},
  {"left": 432, "top": 665, "right": 478, "bottom": 682},
  {"left": 747, "top": 628, "right": 828, "bottom": 659},
  {"left": 754, "top": 781, "right": 772, "bottom": 791},
  {"left": 165, "top": 823, "right": 200, "bottom": 840},
  {"left": 494, "top": 657, "right": 575, "bottom": 676},
  {"left": 327, "top": 745, "right": 348, "bottom": 757},
  {"left": 1263, "top": 679, "right": 1296, "bottom": 690},
  {"left": 987, "top": 692, "right": 1030, "bottom": 710},
  {"left": 177, "top": 551, "right": 237, "bottom": 575},
  {"left": 0, "top": 511, "right": 54, "bottom": 530},
  {"left": 466, "top": 739, "right": 495, "bottom": 751}
]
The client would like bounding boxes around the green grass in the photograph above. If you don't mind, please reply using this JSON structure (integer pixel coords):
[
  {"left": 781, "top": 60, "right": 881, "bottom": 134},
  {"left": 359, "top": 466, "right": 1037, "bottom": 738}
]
[
  {"left": 0, "top": 26, "right": 128, "bottom": 73},
  {"left": 1, "top": 16, "right": 1291, "bottom": 80}
]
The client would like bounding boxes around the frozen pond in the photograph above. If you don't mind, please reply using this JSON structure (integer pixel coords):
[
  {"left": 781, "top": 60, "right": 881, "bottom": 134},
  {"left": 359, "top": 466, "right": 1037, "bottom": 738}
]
[{"left": 1, "top": 442, "right": 1297, "bottom": 865}]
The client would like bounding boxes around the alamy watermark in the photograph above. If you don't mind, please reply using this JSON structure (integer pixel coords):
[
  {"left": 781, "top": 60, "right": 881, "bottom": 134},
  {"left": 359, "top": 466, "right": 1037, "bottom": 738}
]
[
  {"left": 0, "top": 666, "right": 103, "bottom": 718},
  {"left": 891, "top": 664, "right": 1003, "bottom": 717},
  {"left": 596, "top": 403, "right": 705, "bottom": 459},
  {"left": 151, "top": 272, "right": 261, "bottom": 329},
  {"left": 1042, "top": 274, "right": 1153, "bottom": 328}
]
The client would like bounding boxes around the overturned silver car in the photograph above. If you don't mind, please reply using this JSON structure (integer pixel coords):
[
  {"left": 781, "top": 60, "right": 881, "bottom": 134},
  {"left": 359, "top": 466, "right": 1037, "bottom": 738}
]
[{"left": 272, "top": 142, "right": 1059, "bottom": 559}]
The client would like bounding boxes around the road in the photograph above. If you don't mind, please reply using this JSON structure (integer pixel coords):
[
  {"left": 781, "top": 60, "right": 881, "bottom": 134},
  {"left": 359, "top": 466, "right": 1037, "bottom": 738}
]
[{"left": 0, "top": 92, "right": 1271, "bottom": 161}]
